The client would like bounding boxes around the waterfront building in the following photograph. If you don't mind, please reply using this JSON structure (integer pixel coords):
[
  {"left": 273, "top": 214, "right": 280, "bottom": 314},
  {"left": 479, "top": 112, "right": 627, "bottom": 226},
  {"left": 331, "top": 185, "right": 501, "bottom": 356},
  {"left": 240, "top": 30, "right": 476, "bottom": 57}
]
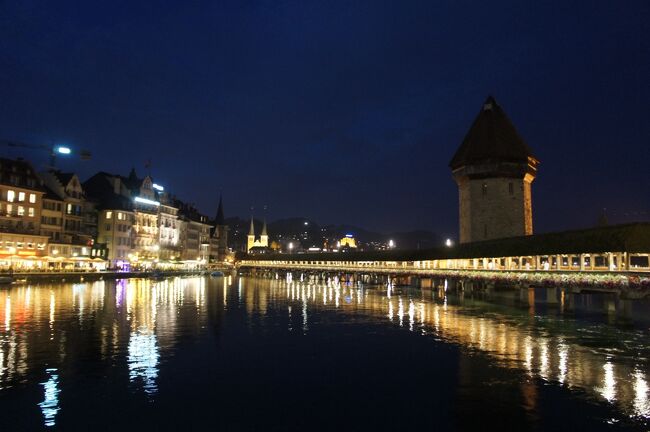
[
  {"left": 209, "top": 195, "right": 230, "bottom": 262},
  {"left": 124, "top": 169, "right": 160, "bottom": 262},
  {"left": 84, "top": 172, "right": 137, "bottom": 267},
  {"left": 0, "top": 158, "right": 48, "bottom": 268},
  {"left": 158, "top": 192, "right": 181, "bottom": 261},
  {"left": 247, "top": 216, "right": 269, "bottom": 253},
  {"left": 39, "top": 170, "right": 93, "bottom": 260},
  {"left": 40, "top": 186, "right": 64, "bottom": 244},
  {"left": 176, "top": 201, "right": 211, "bottom": 265},
  {"left": 450, "top": 96, "right": 538, "bottom": 243}
]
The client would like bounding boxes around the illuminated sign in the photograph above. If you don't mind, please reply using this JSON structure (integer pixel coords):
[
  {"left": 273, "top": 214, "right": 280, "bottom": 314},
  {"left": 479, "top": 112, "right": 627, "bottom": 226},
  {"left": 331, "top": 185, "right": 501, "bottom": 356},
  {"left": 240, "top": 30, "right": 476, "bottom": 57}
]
[
  {"left": 152, "top": 183, "right": 164, "bottom": 191},
  {"left": 134, "top": 197, "right": 160, "bottom": 206}
]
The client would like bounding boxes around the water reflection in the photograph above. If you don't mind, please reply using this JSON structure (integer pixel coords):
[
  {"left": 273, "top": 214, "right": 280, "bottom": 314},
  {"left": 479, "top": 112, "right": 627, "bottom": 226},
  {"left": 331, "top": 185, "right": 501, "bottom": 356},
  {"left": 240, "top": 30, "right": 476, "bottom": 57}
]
[
  {"left": 128, "top": 330, "right": 159, "bottom": 394},
  {"left": 0, "top": 276, "right": 648, "bottom": 427},
  {"left": 270, "top": 277, "right": 650, "bottom": 421},
  {"left": 0, "top": 277, "right": 208, "bottom": 401},
  {"left": 39, "top": 368, "right": 60, "bottom": 427}
]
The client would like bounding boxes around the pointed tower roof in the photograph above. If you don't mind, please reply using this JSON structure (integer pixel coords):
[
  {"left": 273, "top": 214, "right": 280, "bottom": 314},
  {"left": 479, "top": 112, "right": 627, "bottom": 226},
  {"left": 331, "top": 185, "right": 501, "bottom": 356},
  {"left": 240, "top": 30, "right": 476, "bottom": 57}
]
[
  {"left": 261, "top": 219, "right": 268, "bottom": 237},
  {"left": 215, "top": 195, "right": 225, "bottom": 225},
  {"left": 449, "top": 96, "right": 536, "bottom": 169},
  {"left": 248, "top": 216, "right": 255, "bottom": 236}
]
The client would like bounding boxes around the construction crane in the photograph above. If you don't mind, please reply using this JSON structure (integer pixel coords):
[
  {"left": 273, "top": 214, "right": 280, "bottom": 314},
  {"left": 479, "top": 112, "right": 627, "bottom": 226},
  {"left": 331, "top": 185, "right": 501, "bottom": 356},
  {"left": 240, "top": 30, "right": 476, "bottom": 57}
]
[{"left": 0, "top": 138, "right": 91, "bottom": 167}]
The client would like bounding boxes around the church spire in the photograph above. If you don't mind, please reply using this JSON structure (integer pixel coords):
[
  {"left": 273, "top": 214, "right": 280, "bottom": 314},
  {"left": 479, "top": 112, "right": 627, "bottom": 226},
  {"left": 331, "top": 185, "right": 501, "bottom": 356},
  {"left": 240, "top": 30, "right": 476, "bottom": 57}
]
[
  {"left": 261, "top": 219, "right": 267, "bottom": 237},
  {"left": 215, "top": 195, "right": 225, "bottom": 225},
  {"left": 248, "top": 215, "right": 255, "bottom": 236}
]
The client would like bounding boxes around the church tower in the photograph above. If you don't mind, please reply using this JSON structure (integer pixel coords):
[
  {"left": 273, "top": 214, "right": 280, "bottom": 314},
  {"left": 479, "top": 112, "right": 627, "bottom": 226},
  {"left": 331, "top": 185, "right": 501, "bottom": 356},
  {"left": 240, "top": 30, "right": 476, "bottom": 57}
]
[
  {"left": 247, "top": 216, "right": 256, "bottom": 252},
  {"left": 260, "top": 219, "right": 269, "bottom": 248},
  {"left": 212, "top": 195, "right": 229, "bottom": 261},
  {"left": 450, "top": 96, "right": 539, "bottom": 243}
]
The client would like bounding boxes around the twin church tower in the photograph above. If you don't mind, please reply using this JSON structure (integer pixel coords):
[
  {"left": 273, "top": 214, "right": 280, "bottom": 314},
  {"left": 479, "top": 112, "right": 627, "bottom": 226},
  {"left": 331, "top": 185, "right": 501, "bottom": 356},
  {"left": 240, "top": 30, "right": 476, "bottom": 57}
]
[{"left": 450, "top": 96, "right": 539, "bottom": 244}]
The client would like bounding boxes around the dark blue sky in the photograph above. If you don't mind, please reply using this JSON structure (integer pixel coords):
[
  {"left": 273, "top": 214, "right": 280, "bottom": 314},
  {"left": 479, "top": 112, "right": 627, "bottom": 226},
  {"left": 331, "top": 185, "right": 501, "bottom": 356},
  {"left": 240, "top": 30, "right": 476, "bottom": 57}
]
[{"left": 1, "top": 0, "right": 648, "bottom": 238}]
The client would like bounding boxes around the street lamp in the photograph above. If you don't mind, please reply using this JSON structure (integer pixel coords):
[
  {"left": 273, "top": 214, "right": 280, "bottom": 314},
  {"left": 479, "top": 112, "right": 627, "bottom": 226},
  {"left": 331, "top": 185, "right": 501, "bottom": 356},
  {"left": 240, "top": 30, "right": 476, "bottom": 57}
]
[
  {"left": 288, "top": 242, "right": 294, "bottom": 252},
  {"left": 445, "top": 238, "right": 453, "bottom": 247},
  {"left": 388, "top": 239, "right": 395, "bottom": 248}
]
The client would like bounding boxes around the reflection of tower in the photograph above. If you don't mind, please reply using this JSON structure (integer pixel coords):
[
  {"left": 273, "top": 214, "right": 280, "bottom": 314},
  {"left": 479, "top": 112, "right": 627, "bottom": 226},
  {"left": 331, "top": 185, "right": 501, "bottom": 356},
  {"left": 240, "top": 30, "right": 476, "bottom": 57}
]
[
  {"left": 213, "top": 195, "right": 229, "bottom": 261},
  {"left": 450, "top": 96, "right": 539, "bottom": 243}
]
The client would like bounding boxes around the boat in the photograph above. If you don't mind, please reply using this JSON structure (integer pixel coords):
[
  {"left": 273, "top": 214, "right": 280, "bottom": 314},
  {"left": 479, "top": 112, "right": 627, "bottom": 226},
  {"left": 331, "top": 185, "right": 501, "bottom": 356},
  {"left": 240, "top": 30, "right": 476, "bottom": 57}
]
[{"left": 210, "top": 271, "right": 224, "bottom": 277}]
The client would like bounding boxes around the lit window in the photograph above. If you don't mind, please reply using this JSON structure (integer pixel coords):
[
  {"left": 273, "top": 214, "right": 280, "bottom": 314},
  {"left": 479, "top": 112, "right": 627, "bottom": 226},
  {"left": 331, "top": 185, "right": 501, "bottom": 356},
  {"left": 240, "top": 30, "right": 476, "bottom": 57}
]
[
  {"left": 28, "top": 207, "right": 34, "bottom": 217},
  {"left": 18, "top": 192, "right": 25, "bottom": 202},
  {"left": 118, "top": 212, "right": 124, "bottom": 220},
  {"left": 18, "top": 206, "right": 25, "bottom": 216},
  {"left": 7, "top": 190, "right": 15, "bottom": 202},
  {"left": 6, "top": 204, "right": 12, "bottom": 215},
  {"left": 67, "top": 204, "right": 72, "bottom": 214},
  {"left": 106, "top": 211, "right": 112, "bottom": 219},
  {"left": 29, "top": 193, "right": 36, "bottom": 203}
]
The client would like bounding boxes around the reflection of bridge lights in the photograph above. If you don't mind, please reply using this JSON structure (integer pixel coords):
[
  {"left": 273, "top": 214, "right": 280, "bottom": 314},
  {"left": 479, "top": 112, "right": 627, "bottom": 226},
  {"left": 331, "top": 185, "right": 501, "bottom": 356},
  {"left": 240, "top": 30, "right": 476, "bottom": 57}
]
[
  {"left": 600, "top": 361, "right": 616, "bottom": 402},
  {"left": 633, "top": 368, "right": 650, "bottom": 418},
  {"left": 39, "top": 368, "right": 60, "bottom": 427}
]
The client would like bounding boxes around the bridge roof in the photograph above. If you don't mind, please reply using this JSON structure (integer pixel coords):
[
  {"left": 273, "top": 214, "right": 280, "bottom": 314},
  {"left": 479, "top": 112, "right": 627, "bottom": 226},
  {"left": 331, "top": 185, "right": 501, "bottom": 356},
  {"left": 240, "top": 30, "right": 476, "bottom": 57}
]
[{"left": 244, "top": 223, "right": 650, "bottom": 262}]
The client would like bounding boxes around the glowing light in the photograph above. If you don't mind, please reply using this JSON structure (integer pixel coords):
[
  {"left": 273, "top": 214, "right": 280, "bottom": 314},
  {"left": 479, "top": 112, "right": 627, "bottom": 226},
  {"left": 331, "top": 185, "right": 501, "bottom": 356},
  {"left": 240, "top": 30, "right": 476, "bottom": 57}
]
[
  {"left": 288, "top": 242, "right": 294, "bottom": 251},
  {"left": 445, "top": 238, "right": 453, "bottom": 247},
  {"left": 128, "top": 330, "right": 159, "bottom": 395},
  {"left": 599, "top": 361, "right": 616, "bottom": 402},
  {"left": 54, "top": 146, "right": 71, "bottom": 155},
  {"left": 39, "top": 368, "right": 60, "bottom": 427},
  {"left": 388, "top": 239, "right": 395, "bottom": 248},
  {"left": 134, "top": 197, "right": 160, "bottom": 206},
  {"left": 152, "top": 183, "right": 164, "bottom": 191}
]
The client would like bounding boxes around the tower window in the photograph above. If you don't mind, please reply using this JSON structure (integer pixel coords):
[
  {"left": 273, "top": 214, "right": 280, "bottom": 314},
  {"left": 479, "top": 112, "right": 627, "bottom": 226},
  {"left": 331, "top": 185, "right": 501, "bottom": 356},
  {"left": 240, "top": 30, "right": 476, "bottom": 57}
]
[
  {"left": 482, "top": 183, "right": 488, "bottom": 196},
  {"left": 509, "top": 182, "right": 514, "bottom": 195}
]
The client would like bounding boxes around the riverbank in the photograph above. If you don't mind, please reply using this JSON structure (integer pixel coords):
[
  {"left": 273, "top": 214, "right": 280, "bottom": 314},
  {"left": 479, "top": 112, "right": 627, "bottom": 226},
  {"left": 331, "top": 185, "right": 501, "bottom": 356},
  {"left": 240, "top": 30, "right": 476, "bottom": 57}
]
[{"left": 1, "top": 269, "right": 227, "bottom": 285}]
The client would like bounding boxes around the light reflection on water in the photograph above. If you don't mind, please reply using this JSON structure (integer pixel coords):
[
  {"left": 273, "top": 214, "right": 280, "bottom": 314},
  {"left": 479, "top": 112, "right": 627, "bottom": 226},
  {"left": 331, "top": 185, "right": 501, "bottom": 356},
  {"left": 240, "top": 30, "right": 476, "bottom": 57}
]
[
  {"left": 0, "top": 274, "right": 648, "bottom": 428},
  {"left": 38, "top": 368, "right": 60, "bottom": 427},
  {"left": 273, "top": 276, "right": 650, "bottom": 422}
]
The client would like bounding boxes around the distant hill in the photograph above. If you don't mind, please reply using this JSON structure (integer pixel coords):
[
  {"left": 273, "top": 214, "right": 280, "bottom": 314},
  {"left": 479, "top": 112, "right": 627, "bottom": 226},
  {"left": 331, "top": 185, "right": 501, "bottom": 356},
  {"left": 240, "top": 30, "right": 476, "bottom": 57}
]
[{"left": 225, "top": 216, "right": 442, "bottom": 252}]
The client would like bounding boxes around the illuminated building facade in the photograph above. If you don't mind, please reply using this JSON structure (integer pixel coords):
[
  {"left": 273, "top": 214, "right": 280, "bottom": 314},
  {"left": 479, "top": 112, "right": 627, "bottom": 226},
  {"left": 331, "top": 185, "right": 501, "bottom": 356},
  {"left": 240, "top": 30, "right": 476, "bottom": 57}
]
[
  {"left": 97, "top": 209, "right": 134, "bottom": 265},
  {"left": 450, "top": 96, "right": 538, "bottom": 243},
  {"left": 0, "top": 158, "right": 48, "bottom": 267},
  {"left": 39, "top": 170, "right": 93, "bottom": 259},
  {"left": 339, "top": 234, "right": 357, "bottom": 249},
  {"left": 247, "top": 217, "right": 269, "bottom": 253}
]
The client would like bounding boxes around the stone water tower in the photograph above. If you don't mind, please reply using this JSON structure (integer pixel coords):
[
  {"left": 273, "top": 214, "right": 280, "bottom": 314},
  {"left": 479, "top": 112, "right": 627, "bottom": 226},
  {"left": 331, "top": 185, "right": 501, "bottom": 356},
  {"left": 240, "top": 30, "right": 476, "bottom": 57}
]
[{"left": 450, "top": 96, "right": 539, "bottom": 243}]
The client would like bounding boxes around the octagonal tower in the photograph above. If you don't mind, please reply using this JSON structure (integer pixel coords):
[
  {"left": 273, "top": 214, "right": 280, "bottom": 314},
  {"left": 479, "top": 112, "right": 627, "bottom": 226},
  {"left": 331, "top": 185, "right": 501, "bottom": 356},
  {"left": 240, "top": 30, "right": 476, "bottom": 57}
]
[{"left": 450, "top": 96, "right": 539, "bottom": 243}]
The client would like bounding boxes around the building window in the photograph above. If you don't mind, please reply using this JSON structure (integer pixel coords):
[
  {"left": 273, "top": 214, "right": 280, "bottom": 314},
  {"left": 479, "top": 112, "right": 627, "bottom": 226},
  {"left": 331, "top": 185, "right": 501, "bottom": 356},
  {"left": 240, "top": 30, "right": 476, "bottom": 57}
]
[
  {"left": 508, "top": 182, "right": 514, "bottom": 195},
  {"left": 105, "top": 224, "right": 111, "bottom": 231},
  {"left": 17, "top": 206, "right": 25, "bottom": 216},
  {"left": 29, "top": 193, "right": 36, "bottom": 203},
  {"left": 28, "top": 207, "right": 34, "bottom": 217},
  {"left": 7, "top": 190, "right": 15, "bottom": 202},
  {"left": 106, "top": 211, "right": 112, "bottom": 219},
  {"left": 118, "top": 212, "right": 124, "bottom": 220},
  {"left": 18, "top": 192, "right": 25, "bottom": 202},
  {"left": 6, "top": 204, "right": 12, "bottom": 215},
  {"left": 482, "top": 183, "right": 488, "bottom": 196}
]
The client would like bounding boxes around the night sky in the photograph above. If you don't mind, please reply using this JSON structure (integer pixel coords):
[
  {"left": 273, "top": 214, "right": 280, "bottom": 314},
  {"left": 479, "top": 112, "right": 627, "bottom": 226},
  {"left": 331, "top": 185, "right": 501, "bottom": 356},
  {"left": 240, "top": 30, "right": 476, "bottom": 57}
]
[{"left": 1, "top": 1, "right": 648, "bottom": 239}]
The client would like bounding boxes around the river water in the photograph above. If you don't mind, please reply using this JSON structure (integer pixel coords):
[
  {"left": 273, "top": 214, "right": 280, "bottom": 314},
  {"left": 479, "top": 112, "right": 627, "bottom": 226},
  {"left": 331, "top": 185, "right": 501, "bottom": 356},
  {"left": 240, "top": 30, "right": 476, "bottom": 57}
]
[{"left": 0, "top": 275, "right": 649, "bottom": 431}]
